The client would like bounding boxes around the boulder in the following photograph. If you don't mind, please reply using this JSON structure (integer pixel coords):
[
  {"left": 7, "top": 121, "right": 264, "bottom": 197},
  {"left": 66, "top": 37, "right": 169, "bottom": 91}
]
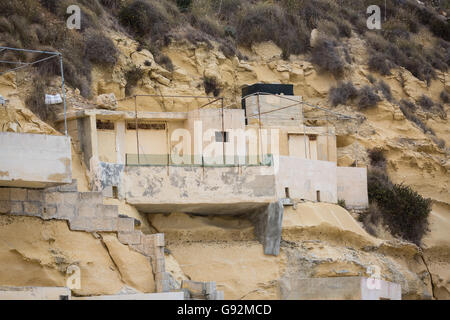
[{"left": 96, "top": 93, "right": 118, "bottom": 110}]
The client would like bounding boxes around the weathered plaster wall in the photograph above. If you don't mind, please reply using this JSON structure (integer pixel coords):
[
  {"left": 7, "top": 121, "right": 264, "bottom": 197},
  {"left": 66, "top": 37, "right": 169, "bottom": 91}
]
[
  {"left": 280, "top": 277, "right": 401, "bottom": 300},
  {"left": 337, "top": 167, "right": 369, "bottom": 209},
  {"left": 122, "top": 165, "right": 277, "bottom": 214},
  {"left": 0, "top": 286, "right": 71, "bottom": 300},
  {"left": 98, "top": 128, "right": 116, "bottom": 163},
  {"left": 77, "top": 116, "right": 95, "bottom": 169},
  {"left": 275, "top": 156, "right": 338, "bottom": 203},
  {"left": 186, "top": 108, "right": 246, "bottom": 164},
  {"left": 0, "top": 132, "right": 72, "bottom": 187},
  {"left": 245, "top": 95, "right": 303, "bottom": 127}
]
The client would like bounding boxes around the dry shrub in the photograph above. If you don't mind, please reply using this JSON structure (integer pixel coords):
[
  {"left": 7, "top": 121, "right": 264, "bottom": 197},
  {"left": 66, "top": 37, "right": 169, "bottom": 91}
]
[
  {"left": 329, "top": 81, "right": 357, "bottom": 107},
  {"left": 367, "top": 147, "right": 386, "bottom": 168},
  {"left": 357, "top": 85, "right": 381, "bottom": 110},
  {"left": 154, "top": 53, "right": 174, "bottom": 72},
  {"left": 125, "top": 64, "right": 145, "bottom": 96},
  {"left": 358, "top": 202, "right": 383, "bottom": 237},
  {"left": 440, "top": 90, "right": 450, "bottom": 103},
  {"left": 119, "top": 0, "right": 176, "bottom": 41},
  {"left": 377, "top": 80, "right": 392, "bottom": 101},
  {"left": 25, "top": 78, "right": 55, "bottom": 122},
  {"left": 418, "top": 95, "right": 434, "bottom": 110},
  {"left": 236, "top": 2, "right": 310, "bottom": 59},
  {"left": 203, "top": 76, "right": 221, "bottom": 97},
  {"left": 368, "top": 51, "right": 393, "bottom": 76},
  {"left": 311, "top": 37, "right": 345, "bottom": 78},
  {"left": 84, "top": 30, "right": 118, "bottom": 66}
]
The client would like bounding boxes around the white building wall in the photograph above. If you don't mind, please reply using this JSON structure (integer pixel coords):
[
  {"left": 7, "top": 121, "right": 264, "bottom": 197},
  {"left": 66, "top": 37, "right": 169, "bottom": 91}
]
[
  {"left": 275, "top": 156, "right": 338, "bottom": 203},
  {"left": 0, "top": 132, "right": 72, "bottom": 188},
  {"left": 337, "top": 167, "right": 369, "bottom": 209}
]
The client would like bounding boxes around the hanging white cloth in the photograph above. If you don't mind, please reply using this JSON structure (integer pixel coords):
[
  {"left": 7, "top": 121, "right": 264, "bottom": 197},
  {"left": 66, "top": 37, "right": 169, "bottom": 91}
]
[
  {"left": 0, "top": 95, "right": 5, "bottom": 105},
  {"left": 45, "top": 94, "right": 63, "bottom": 105}
]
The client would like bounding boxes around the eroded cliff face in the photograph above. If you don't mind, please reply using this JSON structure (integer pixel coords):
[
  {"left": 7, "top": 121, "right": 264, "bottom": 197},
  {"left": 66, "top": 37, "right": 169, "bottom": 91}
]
[
  {"left": 0, "top": 216, "right": 155, "bottom": 296},
  {"left": 89, "top": 31, "right": 448, "bottom": 299},
  {"left": 147, "top": 205, "right": 434, "bottom": 300},
  {"left": 0, "top": 24, "right": 449, "bottom": 299}
]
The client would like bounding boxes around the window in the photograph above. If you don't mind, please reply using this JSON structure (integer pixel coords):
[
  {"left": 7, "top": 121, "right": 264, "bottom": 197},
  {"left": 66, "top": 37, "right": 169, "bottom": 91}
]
[
  {"left": 112, "top": 186, "right": 118, "bottom": 199},
  {"left": 316, "top": 190, "right": 321, "bottom": 202},
  {"left": 215, "top": 131, "right": 229, "bottom": 142},
  {"left": 308, "top": 134, "right": 317, "bottom": 141},
  {"left": 96, "top": 120, "right": 114, "bottom": 130},
  {"left": 285, "top": 187, "right": 290, "bottom": 199},
  {"left": 126, "top": 121, "right": 166, "bottom": 130}
]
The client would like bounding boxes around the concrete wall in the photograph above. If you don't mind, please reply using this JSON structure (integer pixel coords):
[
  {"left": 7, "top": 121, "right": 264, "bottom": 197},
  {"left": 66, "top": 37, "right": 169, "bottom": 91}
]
[
  {"left": 275, "top": 156, "right": 338, "bottom": 203},
  {"left": 0, "top": 286, "right": 71, "bottom": 300},
  {"left": 245, "top": 95, "right": 303, "bottom": 127},
  {"left": 280, "top": 277, "right": 401, "bottom": 300},
  {"left": 73, "top": 292, "right": 185, "bottom": 300},
  {"left": 122, "top": 165, "right": 277, "bottom": 214},
  {"left": 0, "top": 132, "right": 72, "bottom": 188},
  {"left": 337, "top": 167, "right": 369, "bottom": 209}
]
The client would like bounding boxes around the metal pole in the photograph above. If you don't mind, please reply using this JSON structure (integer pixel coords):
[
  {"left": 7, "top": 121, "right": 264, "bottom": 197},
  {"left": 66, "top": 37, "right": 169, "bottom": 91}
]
[
  {"left": 0, "top": 54, "right": 58, "bottom": 76},
  {"left": 257, "top": 94, "right": 262, "bottom": 165},
  {"left": 59, "top": 54, "right": 68, "bottom": 136},
  {"left": 135, "top": 96, "right": 140, "bottom": 165},
  {"left": 302, "top": 106, "right": 307, "bottom": 159},
  {"left": 326, "top": 114, "right": 329, "bottom": 161},
  {"left": 0, "top": 46, "right": 60, "bottom": 55},
  {"left": 221, "top": 98, "right": 225, "bottom": 165}
]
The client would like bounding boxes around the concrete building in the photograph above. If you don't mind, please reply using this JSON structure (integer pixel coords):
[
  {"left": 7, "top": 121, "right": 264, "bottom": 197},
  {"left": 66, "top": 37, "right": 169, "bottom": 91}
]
[
  {"left": 52, "top": 86, "right": 368, "bottom": 255},
  {"left": 54, "top": 89, "right": 368, "bottom": 213}
]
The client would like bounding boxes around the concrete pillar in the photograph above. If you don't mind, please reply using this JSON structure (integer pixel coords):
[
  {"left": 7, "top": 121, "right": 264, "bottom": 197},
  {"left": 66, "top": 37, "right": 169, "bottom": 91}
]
[
  {"left": 116, "top": 120, "right": 126, "bottom": 164},
  {"left": 250, "top": 201, "right": 284, "bottom": 256},
  {"left": 89, "top": 115, "right": 98, "bottom": 159}
]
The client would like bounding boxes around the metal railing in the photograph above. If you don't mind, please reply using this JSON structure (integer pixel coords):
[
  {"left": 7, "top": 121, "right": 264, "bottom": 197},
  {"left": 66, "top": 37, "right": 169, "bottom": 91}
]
[{"left": 125, "top": 154, "right": 273, "bottom": 167}]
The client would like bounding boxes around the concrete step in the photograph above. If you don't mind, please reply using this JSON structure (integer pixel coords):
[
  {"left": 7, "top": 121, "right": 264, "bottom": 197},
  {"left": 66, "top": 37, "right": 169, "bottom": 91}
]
[
  {"left": 77, "top": 191, "right": 103, "bottom": 205},
  {"left": 45, "top": 179, "right": 78, "bottom": 193}
]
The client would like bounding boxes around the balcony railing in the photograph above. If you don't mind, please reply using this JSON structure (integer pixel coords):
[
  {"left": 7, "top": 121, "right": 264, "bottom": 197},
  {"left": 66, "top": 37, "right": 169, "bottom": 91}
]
[{"left": 125, "top": 154, "right": 274, "bottom": 167}]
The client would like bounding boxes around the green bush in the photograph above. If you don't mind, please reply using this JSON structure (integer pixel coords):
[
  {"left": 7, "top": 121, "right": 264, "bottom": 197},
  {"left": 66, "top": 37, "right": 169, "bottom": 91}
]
[
  {"left": 367, "top": 167, "right": 431, "bottom": 245},
  {"left": 337, "top": 199, "right": 347, "bottom": 209}
]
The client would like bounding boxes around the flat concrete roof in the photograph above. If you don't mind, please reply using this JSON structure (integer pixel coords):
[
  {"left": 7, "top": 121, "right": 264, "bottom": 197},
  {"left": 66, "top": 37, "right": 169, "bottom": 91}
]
[
  {"left": 55, "top": 109, "right": 189, "bottom": 122},
  {"left": 132, "top": 201, "right": 270, "bottom": 215}
]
